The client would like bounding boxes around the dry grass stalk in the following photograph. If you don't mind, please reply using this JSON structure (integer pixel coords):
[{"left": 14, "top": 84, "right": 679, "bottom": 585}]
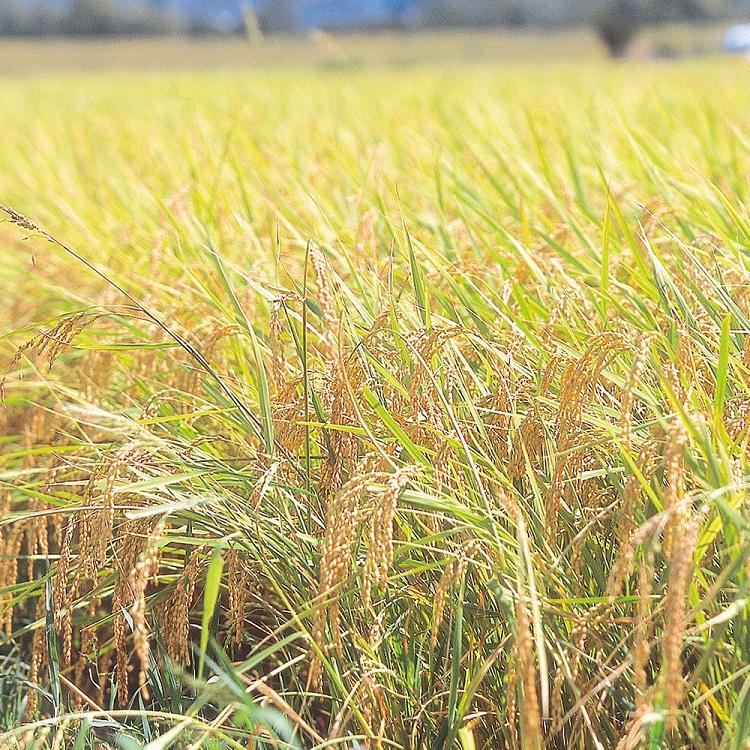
[
  {"left": 515, "top": 591, "right": 542, "bottom": 749},
  {"left": 357, "top": 209, "right": 378, "bottom": 255},
  {"left": 662, "top": 513, "right": 699, "bottom": 727},
  {"left": 0, "top": 203, "right": 40, "bottom": 233},
  {"left": 508, "top": 409, "right": 545, "bottom": 484},
  {"left": 124, "top": 517, "right": 165, "bottom": 704},
  {"left": 507, "top": 661, "right": 520, "bottom": 750},
  {"left": 677, "top": 325, "right": 715, "bottom": 398},
  {"left": 662, "top": 362, "right": 688, "bottom": 408},
  {"left": 311, "top": 247, "right": 339, "bottom": 359},
  {"left": 179, "top": 323, "right": 240, "bottom": 396},
  {"left": 73, "top": 600, "right": 101, "bottom": 705},
  {"left": 50, "top": 447, "right": 143, "bottom": 678},
  {"left": 550, "top": 663, "right": 566, "bottom": 733},
  {"left": 0, "top": 491, "right": 16, "bottom": 635},
  {"left": 0, "top": 523, "right": 25, "bottom": 636},
  {"left": 607, "top": 442, "right": 659, "bottom": 597},
  {"left": 268, "top": 295, "right": 299, "bottom": 394},
  {"left": 430, "top": 557, "right": 456, "bottom": 649},
  {"left": 79, "top": 448, "right": 133, "bottom": 582},
  {"left": 633, "top": 548, "right": 656, "bottom": 703},
  {"left": 24, "top": 595, "right": 48, "bottom": 720},
  {"left": 620, "top": 335, "right": 652, "bottom": 450},
  {"left": 226, "top": 549, "right": 254, "bottom": 651},
  {"left": 430, "top": 540, "right": 484, "bottom": 648},
  {"left": 54, "top": 519, "right": 76, "bottom": 666},
  {"left": 567, "top": 600, "right": 611, "bottom": 706},
  {"left": 1, "top": 312, "right": 98, "bottom": 400},
  {"left": 364, "top": 467, "right": 415, "bottom": 605},
  {"left": 405, "top": 326, "right": 462, "bottom": 398},
  {"left": 545, "top": 332, "right": 630, "bottom": 540},
  {"left": 310, "top": 473, "right": 373, "bottom": 683},
  {"left": 312, "top": 247, "right": 363, "bottom": 501},
  {"left": 159, "top": 546, "right": 209, "bottom": 665},
  {"left": 272, "top": 379, "right": 308, "bottom": 454},
  {"left": 483, "top": 353, "right": 529, "bottom": 465},
  {"left": 110, "top": 517, "right": 153, "bottom": 701},
  {"left": 663, "top": 421, "right": 689, "bottom": 560}
]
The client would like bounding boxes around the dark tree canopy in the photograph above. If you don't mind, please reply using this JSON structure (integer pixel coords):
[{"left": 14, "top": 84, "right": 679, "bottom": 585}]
[{"left": 595, "top": 0, "right": 712, "bottom": 57}]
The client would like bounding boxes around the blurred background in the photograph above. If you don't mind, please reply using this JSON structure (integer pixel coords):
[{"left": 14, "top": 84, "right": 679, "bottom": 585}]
[{"left": 1, "top": 0, "right": 750, "bottom": 71}]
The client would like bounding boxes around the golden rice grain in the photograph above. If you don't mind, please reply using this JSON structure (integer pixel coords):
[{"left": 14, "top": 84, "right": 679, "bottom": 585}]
[
  {"left": 662, "top": 513, "right": 699, "bottom": 726},
  {"left": 364, "top": 467, "right": 415, "bottom": 604}
]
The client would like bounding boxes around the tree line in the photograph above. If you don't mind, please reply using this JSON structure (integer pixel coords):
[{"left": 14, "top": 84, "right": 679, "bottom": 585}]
[
  {"left": 261, "top": 0, "right": 740, "bottom": 56},
  {"left": 0, "top": 0, "right": 741, "bottom": 43},
  {"left": 0, "top": 0, "right": 215, "bottom": 36}
]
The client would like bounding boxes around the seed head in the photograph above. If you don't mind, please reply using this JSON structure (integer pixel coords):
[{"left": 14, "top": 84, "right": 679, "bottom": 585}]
[{"left": 0, "top": 203, "right": 40, "bottom": 233}]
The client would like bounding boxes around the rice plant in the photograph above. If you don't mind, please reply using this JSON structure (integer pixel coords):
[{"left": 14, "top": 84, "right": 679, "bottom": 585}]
[{"left": 1, "top": 62, "right": 750, "bottom": 749}]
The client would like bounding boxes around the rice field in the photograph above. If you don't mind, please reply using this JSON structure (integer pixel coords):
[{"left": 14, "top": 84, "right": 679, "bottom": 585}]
[{"left": 2, "top": 56, "right": 750, "bottom": 749}]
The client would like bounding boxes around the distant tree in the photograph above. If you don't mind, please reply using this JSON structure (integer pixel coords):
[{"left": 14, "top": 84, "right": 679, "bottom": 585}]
[
  {"left": 120, "top": 3, "right": 182, "bottom": 35},
  {"left": 419, "top": 0, "right": 530, "bottom": 27},
  {"left": 0, "top": 0, "right": 67, "bottom": 35},
  {"left": 475, "top": 0, "right": 528, "bottom": 26},
  {"left": 652, "top": 0, "right": 708, "bottom": 21},
  {"left": 257, "top": 0, "right": 298, "bottom": 33},
  {"left": 596, "top": 0, "right": 640, "bottom": 57},
  {"left": 500, "top": 2, "right": 530, "bottom": 27},
  {"left": 62, "top": 0, "right": 185, "bottom": 36},
  {"left": 66, "top": 0, "right": 121, "bottom": 35},
  {"left": 32, "top": 2, "right": 64, "bottom": 34},
  {"left": 0, "top": 0, "right": 27, "bottom": 35},
  {"left": 419, "top": 0, "right": 451, "bottom": 26},
  {"left": 595, "top": 0, "right": 711, "bottom": 57}
]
